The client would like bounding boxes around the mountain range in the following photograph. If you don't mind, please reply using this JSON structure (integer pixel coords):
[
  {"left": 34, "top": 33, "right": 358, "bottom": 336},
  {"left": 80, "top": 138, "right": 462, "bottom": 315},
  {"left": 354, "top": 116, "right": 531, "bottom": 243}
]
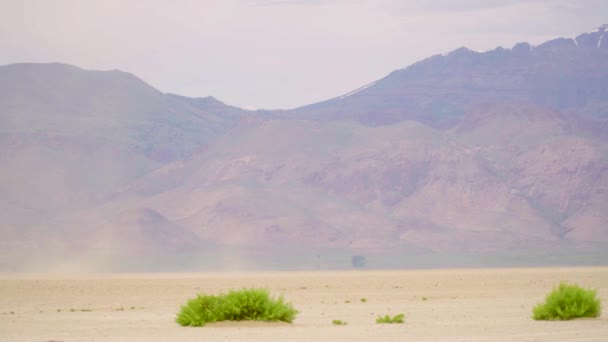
[{"left": 1, "top": 25, "right": 607, "bottom": 271}]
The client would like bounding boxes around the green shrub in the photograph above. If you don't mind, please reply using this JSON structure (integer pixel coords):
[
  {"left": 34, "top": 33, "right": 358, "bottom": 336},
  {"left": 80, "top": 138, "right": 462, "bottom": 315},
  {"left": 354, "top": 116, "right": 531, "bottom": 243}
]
[
  {"left": 533, "top": 282, "right": 601, "bottom": 320},
  {"left": 376, "top": 313, "right": 405, "bottom": 324},
  {"left": 360, "top": 298, "right": 367, "bottom": 303},
  {"left": 176, "top": 288, "right": 298, "bottom": 327},
  {"left": 332, "top": 319, "right": 348, "bottom": 325}
]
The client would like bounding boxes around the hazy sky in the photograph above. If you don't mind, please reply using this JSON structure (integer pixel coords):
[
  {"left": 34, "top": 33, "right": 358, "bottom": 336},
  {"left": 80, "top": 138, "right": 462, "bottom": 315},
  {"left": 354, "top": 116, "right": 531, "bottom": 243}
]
[{"left": 1, "top": 0, "right": 606, "bottom": 109}]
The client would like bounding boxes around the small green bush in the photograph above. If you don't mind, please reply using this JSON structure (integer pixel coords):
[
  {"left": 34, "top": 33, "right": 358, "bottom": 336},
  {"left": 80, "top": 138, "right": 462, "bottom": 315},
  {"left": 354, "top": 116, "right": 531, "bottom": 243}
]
[
  {"left": 533, "top": 282, "right": 601, "bottom": 320},
  {"left": 376, "top": 313, "right": 405, "bottom": 324},
  {"left": 360, "top": 298, "right": 367, "bottom": 303},
  {"left": 332, "top": 319, "right": 348, "bottom": 325},
  {"left": 176, "top": 288, "right": 298, "bottom": 327}
]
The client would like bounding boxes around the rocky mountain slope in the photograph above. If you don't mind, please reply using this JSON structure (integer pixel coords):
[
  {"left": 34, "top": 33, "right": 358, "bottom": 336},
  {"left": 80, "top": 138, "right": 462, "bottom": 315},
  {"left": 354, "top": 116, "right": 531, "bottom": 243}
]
[
  {"left": 0, "top": 63, "right": 256, "bottom": 270},
  {"left": 1, "top": 26, "right": 607, "bottom": 271},
  {"left": 289, "top": 24, "right": 608, "bottom": 127}
]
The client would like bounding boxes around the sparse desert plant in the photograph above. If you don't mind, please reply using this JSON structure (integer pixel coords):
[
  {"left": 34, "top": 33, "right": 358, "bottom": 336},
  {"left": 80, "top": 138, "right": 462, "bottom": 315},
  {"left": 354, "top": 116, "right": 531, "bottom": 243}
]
[
  {"left": 360, "top": 298, "right": 367, "bottom": 303},
  {"left": 422, "top": 297, "right": 428, "bottom": 301},
  {"left": 344, "top": 300, "right": 351, "bottom": 303},
  {"left": 176, "top": 288, "right": 298, "bottom": 327},
  {"left": 533, "top": 282, "right": 601, "bottom": 320},
  {"left": 332, "top": 319, "right": 348, "bottom": 325},
  {"left": 376, "top": 313, "right": 405, "bottom": 324}
]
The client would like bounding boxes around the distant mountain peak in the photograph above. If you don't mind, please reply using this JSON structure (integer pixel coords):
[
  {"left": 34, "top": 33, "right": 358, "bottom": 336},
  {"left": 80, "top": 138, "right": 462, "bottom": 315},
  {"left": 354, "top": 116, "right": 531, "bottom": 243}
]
[
  {"left": 294, "top": 24, "right": 608, "bottom": 127},
  {"left": 590, "top": 23, "right": 608, "bottom": 32},
  {"left": 575, "top": 24, "right": 607, "bottom": 48},
  {"left": 511, "top": 42, "right": 533, "bottom": 54},
  {"left": 431, "top": 24, "right": 608, "bottom": 60}
]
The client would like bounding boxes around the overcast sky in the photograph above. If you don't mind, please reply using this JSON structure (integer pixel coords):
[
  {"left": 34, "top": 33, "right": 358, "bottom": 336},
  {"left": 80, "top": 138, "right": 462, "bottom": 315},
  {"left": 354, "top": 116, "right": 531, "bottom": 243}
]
[{"left": 1, "top": 1, "right": 606, "bottom": 109}]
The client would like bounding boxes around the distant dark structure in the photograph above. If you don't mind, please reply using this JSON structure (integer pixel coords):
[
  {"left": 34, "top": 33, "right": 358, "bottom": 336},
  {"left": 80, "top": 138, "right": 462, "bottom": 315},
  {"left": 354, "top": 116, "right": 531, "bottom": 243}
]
[{"left": 351, "top": 255, "right": 366, "bottom": 269}]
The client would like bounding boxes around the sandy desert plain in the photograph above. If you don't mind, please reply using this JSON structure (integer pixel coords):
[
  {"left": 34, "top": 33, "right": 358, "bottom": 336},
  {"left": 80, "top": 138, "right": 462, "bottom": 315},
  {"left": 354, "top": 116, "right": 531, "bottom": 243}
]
[{"left": 0, "top": 267, "right": 607, "bottom": 341}]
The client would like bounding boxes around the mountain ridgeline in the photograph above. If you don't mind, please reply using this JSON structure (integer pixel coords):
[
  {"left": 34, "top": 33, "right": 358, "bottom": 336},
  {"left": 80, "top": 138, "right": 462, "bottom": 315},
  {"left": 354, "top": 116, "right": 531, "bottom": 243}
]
[
  {"left": 1, "top": 25, "right": 607, "bottom": 271},
  {"left": 289, "top": 24, "right": 608, "bottom": 127}
]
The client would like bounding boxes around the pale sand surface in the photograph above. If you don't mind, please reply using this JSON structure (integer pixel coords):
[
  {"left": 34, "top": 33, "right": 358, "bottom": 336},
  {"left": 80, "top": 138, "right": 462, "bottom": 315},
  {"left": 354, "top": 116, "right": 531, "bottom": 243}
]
[{"left": 1, "top": 267, "right": 607, "bottom": 341}]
